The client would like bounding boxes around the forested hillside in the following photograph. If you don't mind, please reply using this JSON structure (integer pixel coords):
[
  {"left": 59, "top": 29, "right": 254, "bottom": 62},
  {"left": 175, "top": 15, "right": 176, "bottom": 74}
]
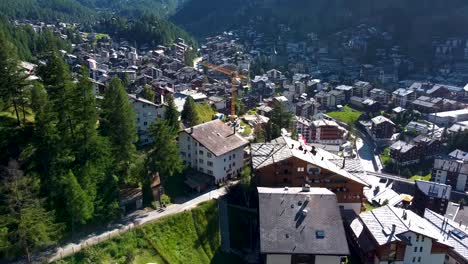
[
  {"left": 172, "top": 0, "right": 468, "bottom": 42},
  {"left": 0, "top": 0, "right": 97, "bottom": 22},
  {"left": 76, "top": 0, "right": 187, "bottom": 17}
]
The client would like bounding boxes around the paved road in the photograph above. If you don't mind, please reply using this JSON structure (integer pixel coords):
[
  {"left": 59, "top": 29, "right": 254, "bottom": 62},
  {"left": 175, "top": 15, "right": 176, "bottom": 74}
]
[
  {"left": 365, "top": 171, "right": 415, "bottom": 184},
  {"left": 36, "top": 185, "right": 229, "bottom": 263}
]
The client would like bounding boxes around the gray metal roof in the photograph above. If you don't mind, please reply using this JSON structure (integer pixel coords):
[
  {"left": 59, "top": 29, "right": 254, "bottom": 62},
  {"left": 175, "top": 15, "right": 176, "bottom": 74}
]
[
  {"left": 351, "top": 206, "right": 449, "bottom": 247},
  {"left": 424, "top": 209, "right": 468, "bottom": 262},
  {"left": 251, "top": 136, "right": 368, "bottom": 186},
  {"left": 258, "top": 187, "right": 350, "bottom": 255}
]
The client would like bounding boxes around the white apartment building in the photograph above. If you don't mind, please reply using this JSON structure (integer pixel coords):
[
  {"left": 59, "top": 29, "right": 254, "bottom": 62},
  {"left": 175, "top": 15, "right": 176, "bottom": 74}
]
[
  {"left": 433, "top": 149, "right": 468, "bottom": 192},
  {"left": 128, "top": 94, "right": 166, "bottom": 145},
  {"left": 178, "top": 120, "right": 249, "bottom": 183}
]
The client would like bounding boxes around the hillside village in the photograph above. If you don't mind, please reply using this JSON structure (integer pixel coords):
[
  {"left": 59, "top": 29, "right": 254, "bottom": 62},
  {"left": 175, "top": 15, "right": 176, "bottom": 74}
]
[{"left": 5, "top": 19, "right": 468, "bottom": 264}]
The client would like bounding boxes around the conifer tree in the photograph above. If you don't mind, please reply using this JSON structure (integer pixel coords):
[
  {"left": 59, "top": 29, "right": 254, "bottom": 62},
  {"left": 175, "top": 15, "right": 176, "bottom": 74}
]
[
  {"left": 101, "top": 78, "right": 138, "bottom": 181},
  {"left": 181, "top": 96, "right": 200, "bottom": 127},
  {"left": 143, "top": 121, "right": 184, "bottom": 205},
  {"left": 0, "top": 34, "right": 28, "bottom": 126},
  {"left": 165, "top": 94, "right": 180, "bottom": 132}
]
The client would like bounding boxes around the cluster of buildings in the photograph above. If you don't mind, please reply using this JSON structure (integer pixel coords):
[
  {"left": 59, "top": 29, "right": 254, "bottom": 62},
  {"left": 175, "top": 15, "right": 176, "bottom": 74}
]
[{"left": 19, "top": 20, "right": 468, "bottom": 264}]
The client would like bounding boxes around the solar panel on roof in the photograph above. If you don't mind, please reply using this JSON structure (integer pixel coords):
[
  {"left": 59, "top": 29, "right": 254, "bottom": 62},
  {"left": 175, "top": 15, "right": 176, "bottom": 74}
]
[{"left": 451, "top": 229, "right": 466, "bottom": 239}]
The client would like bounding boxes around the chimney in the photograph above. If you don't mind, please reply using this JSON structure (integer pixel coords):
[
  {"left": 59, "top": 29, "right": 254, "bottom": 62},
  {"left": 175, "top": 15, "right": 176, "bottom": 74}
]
[
  {"left": 189, "top": 127, "right": 194, "bottom": 134},
  {"left": 392, "top": 224, "right": 396, "bottom": 233},
  {"left": 302, "top": 184, "right": 311, "bottom": 192},
  {"left": 342, "top": 158, "right": 346, "bottom": 169},
  {"left": 402, "top": 210, "right": 407, "bottom": 220},
  {"left": 311, "top": 146, "right": 317, "bottom": 155},
  {"left": 291, "top": 144, "right": 294, "bottom": 149}
]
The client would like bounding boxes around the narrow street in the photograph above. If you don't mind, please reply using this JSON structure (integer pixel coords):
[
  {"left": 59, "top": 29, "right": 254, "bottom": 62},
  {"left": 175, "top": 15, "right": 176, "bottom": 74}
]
[{"left": 38, "top": 186, "right": 229, "bottom": 263}]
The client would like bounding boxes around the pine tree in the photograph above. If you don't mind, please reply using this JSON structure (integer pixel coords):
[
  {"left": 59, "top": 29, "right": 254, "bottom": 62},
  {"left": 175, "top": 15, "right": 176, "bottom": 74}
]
[
  {"left": 0, "top": 161, "right": 63, "bottom": 262},
  {"left": 62, "top": 171, "right": 93, "bottom": 235},
  {"left": 181, "top": 96, "right": 200, "bottom": 127},
  {"left": 0, "top": 34, "right": 28, "bottom": 126},
  {"left": 143, "top": 85, "right": 155, "bottom": 102},
  {"left": 143, "top": 121, "right": 184, "bottom": 205},
  {"left": 164, "top": 94, "right": 180, "bottom": 133},
  {"left": 37, "top": 53, "right": 75, "bottom": 139},
  {"left": 30, "top": 83, "right": 58, "bottom": 177},
  {"left": 265, "top": 103, "right": 292, "bottom": 140},
  {"left": 101, "top": 78, "right": 138, "bottom": 181}
]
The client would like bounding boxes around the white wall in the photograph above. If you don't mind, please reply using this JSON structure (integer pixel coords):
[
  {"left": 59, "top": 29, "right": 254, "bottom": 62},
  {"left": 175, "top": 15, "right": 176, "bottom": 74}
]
[
  {"left": 402, "top": 232, "right": 445, "bottom": 264},
  {"left": 131, "top": 100, "right": 166, "bottom": 145},
  {"left": 178, "top": 132, "right": 245, "bottom": 183},
  {"left": 266, "top": 254, "right": 291, "bottom": 264}
]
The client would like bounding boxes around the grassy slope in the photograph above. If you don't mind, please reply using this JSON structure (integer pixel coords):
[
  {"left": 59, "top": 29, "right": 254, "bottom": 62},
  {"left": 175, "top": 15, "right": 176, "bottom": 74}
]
[
  {"left": 195, "top": 103, "right": 217, "bottom": 123},
  {"left": 409, "top": 173, "right": 431, "bottom": 182},
  {"left": 327, "top": 105, "right": 362, "bottom": 126},
  {"left": 58, "top": 201, "right": 243, "bottom": 264}
]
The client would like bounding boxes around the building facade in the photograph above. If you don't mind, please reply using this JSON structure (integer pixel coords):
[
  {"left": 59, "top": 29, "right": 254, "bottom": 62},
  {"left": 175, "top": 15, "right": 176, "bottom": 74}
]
[
  {"left": 178, "top": 120, "right": 249, "bottom": 183},
  {"left": 252, "top": 136, "right": 368, "bottom": 213},
  {"left": 432, "top": 149, "right": 468, "bottom": 192},
  {"left": 349, "top": 206, "right": 450, "bottom": 264},
  {"left": 128, "top": 94, "right": 166, "bottom": 145}
]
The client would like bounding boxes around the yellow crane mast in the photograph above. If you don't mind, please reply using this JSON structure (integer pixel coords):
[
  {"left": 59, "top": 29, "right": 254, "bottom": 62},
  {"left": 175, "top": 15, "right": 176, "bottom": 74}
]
[{"left": 199, "top": 61, "right": 248, "bottom": 118}]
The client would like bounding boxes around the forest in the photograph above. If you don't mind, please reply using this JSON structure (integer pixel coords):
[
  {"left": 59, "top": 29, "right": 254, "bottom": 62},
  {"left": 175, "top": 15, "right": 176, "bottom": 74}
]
[{"left": 0, "top": 16, "right": 186, "bottom": 261}]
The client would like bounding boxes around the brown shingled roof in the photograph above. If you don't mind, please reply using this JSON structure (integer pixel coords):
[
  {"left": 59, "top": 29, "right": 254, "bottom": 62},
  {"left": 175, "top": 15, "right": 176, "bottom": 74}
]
[{"left": 183, "top": 120, "right": 249, "bottom": 156}]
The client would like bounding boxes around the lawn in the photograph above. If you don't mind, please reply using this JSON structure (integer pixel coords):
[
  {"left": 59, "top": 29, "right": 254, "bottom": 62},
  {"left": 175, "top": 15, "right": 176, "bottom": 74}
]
[
  {"left": 240, "top": 121, "right": 252, "bottom": 136},
  {"left": 409, "top": 173, "right": 431, "bottom": 181},
  {"left": 379, "top": 147, "right": 391, "bottom": 166},
  {"left": 363, "top": 202, "right": 377, "bottom": 212},
  {"left": 195, "top": 103, "right": 217, "bottom": 123},
  {"left": 58, "top": 201, "right": 244, "bottom": 264},
  {"left": 327, "top": 105, "right": 362, "bottom": 126},
  {"left": 0, "top": 107, "right": 35, "bottom": 124}
]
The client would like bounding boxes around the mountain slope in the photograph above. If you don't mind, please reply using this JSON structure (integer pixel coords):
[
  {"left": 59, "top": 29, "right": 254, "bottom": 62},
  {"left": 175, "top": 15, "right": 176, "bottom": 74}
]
[{"left": 171, "top": 0, "right": 468, "bottom": 41}]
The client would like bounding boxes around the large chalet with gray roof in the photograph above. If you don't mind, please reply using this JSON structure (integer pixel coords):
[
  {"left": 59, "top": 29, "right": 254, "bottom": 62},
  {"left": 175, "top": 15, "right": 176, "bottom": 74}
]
[{"left": 251, "top": 135, "right": 368, "bottom": 213}]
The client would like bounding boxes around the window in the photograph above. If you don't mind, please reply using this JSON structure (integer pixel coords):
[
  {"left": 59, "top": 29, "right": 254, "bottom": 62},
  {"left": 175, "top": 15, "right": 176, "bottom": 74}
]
[
  {"left": 188, "top": 153, "right": 191, "bottom": 158},
  {"left": 416, "top": 235, "right": 419, "bottom": 242},
  {"left": 199, "top": 167, "right": 204, "bottom": 172},
  {"left": 199, "top": 150, "right": 204, "bottom": 155},
  {"left": 232, "top": 162, "right": 236, "bottom": 167},
  {"left": 297, "top": 167, "right": 305, "bottom": 172},
  {"left": 412, "top": 257, "right": 416, "bottom": 263},
  {"left": 207, "top": 161, "right": 213, "bottom": 167},
  {"left": 207, "top": 170, "right": 213, "bottom": 175},
  {"left": 233, "top": 154, "right": 236, "bottom": 158},
  {"left": 144, "top": 121, "right": 148, "bottom": 126},
  {"left": 421, "top": 236, "right": 424, "bottom": 242},
  {"left": 229, "top": 155, "right": 232, "bottom": 161},
  {"left": 207, "top": 152, "right": 212, "bottom": 158},
  {"left": 414, "top": 247, "right": 417, "bottom": 252},
  {"left": 419, "top": 247, "right": 423, "bottom": 252},
  {"left": 417, "top": 257, "right": 421, "bottom": 262},
  {"left": 199, "top": 159, "right": 204, "bottom": 164}
]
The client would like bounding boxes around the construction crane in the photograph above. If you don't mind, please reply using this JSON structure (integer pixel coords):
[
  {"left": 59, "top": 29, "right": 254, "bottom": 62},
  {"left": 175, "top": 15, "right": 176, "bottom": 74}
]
[{"left": 199, "top": 61, "right": 248, "bottom": 118}]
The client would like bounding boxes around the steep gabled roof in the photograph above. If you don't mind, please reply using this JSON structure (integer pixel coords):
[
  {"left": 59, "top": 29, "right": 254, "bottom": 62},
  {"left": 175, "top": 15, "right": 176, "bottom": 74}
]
[
  {"left": 251, "top": 136, "right": 368, "bottom": 186},
  {"left": 351, "top": 206, "right": 450, "bottom": 247}
]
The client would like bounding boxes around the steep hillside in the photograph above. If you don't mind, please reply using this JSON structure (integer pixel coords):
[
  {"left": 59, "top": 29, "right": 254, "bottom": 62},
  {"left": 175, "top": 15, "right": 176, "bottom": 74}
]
[
  {"left": 58, "top": 201, "right": 243, "bottom": 264},
  {"left": 76, "top": 0, "right": 187, "bottom": 17},
  {"left": 171, "top": 0, "right": 468, "bottom": 41}
]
